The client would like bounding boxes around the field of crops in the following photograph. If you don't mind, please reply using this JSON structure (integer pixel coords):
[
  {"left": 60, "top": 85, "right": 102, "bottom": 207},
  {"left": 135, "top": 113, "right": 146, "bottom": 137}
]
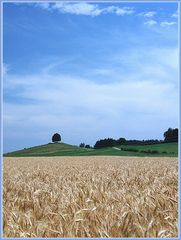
[{"left": 3, "top": 156, "right": 178, "bottom": 238}]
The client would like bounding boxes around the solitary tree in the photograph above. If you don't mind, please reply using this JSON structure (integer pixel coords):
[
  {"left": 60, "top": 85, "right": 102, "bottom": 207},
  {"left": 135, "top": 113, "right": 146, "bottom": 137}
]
[{"left": 52, "top": 133, "right": 61, "bottom": 143}]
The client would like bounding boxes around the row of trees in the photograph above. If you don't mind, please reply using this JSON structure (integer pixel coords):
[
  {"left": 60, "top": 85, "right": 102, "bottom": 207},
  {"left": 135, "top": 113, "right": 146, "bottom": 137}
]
[
  {"left": 79, "top": 143, "right": 91, "bottom": 148},
  {"left": 94, "top": 128, "right": 178, "bottom": 149},
  {"left": 94, "top": 138, "right": 163, "bottom": 149},
  {"left": 51, "top": 128, "right": 178, "bottom": 149}
]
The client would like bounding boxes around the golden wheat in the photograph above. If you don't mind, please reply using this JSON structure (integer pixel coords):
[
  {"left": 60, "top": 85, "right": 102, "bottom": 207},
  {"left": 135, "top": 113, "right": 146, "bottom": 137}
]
[{"left": 3, "top": 156, "right": 178, "bottom": 238}]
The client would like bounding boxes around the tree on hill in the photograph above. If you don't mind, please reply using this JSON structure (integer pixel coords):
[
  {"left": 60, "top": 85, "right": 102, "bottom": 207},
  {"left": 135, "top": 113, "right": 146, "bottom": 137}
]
[{"left": 52, "top": 133, "right": 61, "bottom": 143}]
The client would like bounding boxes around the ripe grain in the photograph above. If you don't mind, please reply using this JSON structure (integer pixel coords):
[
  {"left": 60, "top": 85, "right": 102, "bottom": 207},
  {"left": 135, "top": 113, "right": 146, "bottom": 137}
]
[{"left": 3, "top": 156, "right": 178, "bottom": 238}]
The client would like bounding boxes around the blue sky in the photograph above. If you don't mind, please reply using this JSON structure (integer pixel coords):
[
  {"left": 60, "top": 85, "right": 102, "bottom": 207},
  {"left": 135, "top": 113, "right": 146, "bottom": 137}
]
[{"left": 3, "top": 2, "right": 179, "bottom": 152}]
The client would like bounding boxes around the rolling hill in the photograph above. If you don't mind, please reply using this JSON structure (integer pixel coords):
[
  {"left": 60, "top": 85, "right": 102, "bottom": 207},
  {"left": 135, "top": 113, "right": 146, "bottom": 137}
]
[{"left": 4, "top": 142, "right": 178, "bottom": 157}]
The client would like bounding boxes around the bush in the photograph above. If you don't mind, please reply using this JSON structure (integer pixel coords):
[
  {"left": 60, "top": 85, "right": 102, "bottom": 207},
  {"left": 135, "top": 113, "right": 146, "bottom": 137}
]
[
  {"left": 85, "top": 145, "right": 91, "bottom": 148},
  {"left": 140, "top": 150, "right": 159, "bottom": 154},
  {"left": 140, "top": 150, "right": 148, "bottom": 153},
  {"left": 79, "top": 143, "right": 85, "bottom": 148},
  {"left": 121, "top": 148, "right": 138, "bottom": 152},
  {"left": 150, "top": 150, "right": 159, "bottom": 154}
]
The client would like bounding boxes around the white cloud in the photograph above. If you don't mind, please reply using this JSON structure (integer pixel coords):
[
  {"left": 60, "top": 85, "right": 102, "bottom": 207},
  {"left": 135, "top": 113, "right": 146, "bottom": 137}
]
[
  {"left": 3, "top": 46, "right": 179, "bottom": 152},
  {"left": 144, "top": 20, "right": 157, "bottom": 26},
  {"left": 35, "top": 2, "right": 134, "bottom": 16},
  {"left": 139, "top": 11, "right": 157, "bottom": 18},
  {"left": 160, "top": 21, "right": 177, "bottom": 27},
  {"left": 144, "top": 11, "right": 156, "bottom": 17},
  {"left": 172, "top": 10, "right": 178, "bottom": 18},
  {"left": 3, "top": 74, "right": 178, "bottom": 152},
  {"left": 3, "top": 63, "right": 10, "bottom": 76},
  {"left": 103, "top": 6, "right": 134, "bottom": 16},
  {"left": 35, "top": 2, "right": 50, "bottom": 10},
  {"left": 90, "top": 68, "right": 115, "bottom": 77},
  {"left": 52, "top": 2, "right": 100, "bottom": 16}
]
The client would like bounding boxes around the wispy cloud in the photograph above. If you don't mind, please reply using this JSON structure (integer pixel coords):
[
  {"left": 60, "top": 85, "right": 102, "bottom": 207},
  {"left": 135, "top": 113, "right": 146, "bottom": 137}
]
[
  {"left": 36, "top": 2, "right": 50, "bottom": 10},
  {"left": 35, "top": 2, "right": 134, "bottom": 16},
  {"left": 3, "top": 63, "right": 10, "bottom": 76},
  {"left": 144, "top": 20, "right": 157, "bottom": 26},
  {"left": 171, "top": 10, "right": 178, "bottom": 18},
  {"left": 139, "top": 11, "right": 157, "bottom": 18},
  {"left": 160, "top": 21, "right": 177, "bottom": 27},
  {"left": 4, "top": 2, "right": 179, "bottom": 152},
  {"left": 4, "top": 46, "right": 178, "bottom": 151}
]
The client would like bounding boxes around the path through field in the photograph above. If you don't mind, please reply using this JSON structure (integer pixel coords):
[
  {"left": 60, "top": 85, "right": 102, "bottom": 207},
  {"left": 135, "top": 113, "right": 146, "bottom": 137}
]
[
  {"left": 3, "top": 156, "right": 178, "bottom": 238},
  {"left": 112, "top": 147, "right": 121, "bottom": 151}
]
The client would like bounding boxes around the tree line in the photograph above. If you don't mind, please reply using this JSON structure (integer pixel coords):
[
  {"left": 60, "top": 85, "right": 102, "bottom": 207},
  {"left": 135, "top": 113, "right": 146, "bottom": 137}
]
[
  {"left": 94, "top": 138, "right": 163, "bottom": 149},
  {"left": 51, "top": 128, "right": 178, "bottom": 149},
  {"left": 94, "top": 128, "right": 178, "bottom": 149}
]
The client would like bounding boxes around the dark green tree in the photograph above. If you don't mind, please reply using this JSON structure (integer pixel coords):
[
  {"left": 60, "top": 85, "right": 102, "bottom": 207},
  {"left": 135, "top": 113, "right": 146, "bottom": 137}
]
[
  {"left": 52, "top": 133, "right": 61, "bottom": 143},
  {"left": 164, "top": 128, "right": 178, "bottom": 142},
  {"left": 117, "top": 138, "right": 126, "bottom": 145},
  {"left": 79, "top": 143, "right": 85, "bottom": 148},
  {"left": 85, "top": 144, "right": 91, "bottom": 148}
]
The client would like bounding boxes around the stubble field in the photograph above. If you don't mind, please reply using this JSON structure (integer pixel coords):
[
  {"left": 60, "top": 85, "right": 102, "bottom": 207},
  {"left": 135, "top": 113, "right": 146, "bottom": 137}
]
[{"left": 3, "top": 156, "right": 178, "bottom": 238}]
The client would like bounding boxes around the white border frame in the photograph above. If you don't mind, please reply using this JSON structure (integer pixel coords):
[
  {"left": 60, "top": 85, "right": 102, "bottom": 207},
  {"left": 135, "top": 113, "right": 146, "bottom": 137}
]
[{"left": 0, "top": 1, "right": 180, "bottom": 239}]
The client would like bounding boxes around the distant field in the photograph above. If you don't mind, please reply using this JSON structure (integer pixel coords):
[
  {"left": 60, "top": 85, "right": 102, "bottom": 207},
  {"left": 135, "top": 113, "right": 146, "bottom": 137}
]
[
  {"left": 4, "top": 142, "right": 178, "bottom": 157},
  {"left": 3, "top": 156, "right": 178, "bottom": 238}
]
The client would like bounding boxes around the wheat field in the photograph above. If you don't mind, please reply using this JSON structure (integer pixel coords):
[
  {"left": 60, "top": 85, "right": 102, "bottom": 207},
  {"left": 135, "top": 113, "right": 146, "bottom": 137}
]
[{"left": 3, "top": 156, "right": 178, "bottom": 238}]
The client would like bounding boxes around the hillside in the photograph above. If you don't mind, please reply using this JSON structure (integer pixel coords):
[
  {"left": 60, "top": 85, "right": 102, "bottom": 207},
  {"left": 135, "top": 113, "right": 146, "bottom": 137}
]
[
  {"left": 4, "top": 142, "right": 178, "bottom": 157},
  {"left": 4, "top": 142, "right": 94, "bottom": 157}
]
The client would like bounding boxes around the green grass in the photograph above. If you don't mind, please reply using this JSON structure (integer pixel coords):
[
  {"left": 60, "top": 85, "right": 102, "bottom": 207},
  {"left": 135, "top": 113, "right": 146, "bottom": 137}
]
[
  {"left": 4, "top": 143, "right": 93, "bottom": 157},
  {"left": 4, "top": 142, "right": 178, "bottom": 157},
  {"left": 120, "top": 142, "right": 178, "bottom": 153}
]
